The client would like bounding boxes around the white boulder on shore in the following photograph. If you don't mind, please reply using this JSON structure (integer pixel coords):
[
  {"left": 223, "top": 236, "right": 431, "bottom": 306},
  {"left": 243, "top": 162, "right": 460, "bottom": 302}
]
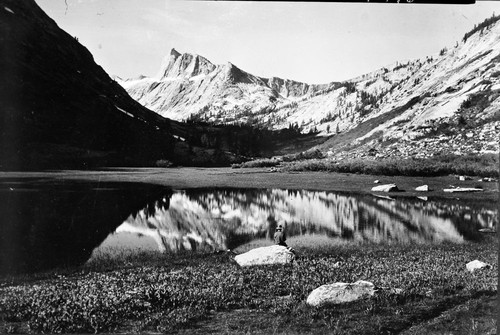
[
  {"left": 371, "top": 184, "right": 399, "bottom": 192},
  {"left": 306, "top": 280, "right": 376, "bottom": 307},
  {"left": 466, "top": 260, "right": 491, "bottom": 273},
  {"left": 234, "top": 245, "right": 295, "bottom": 267},
  {"left": 415, "top": 185, "right": 430, "bottom": 192},
  {"left": 443, "top": 187, "right": 483, "bottom": 193}
]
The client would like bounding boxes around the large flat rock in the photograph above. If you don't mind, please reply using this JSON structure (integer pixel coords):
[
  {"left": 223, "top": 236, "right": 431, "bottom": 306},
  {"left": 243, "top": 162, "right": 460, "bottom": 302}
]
[
  {"left": 234, "top": 245, "right": 295, "bottom": 267},
  {"left": 306, "top": 280, "right": 375, "bottom": 307},
  {"left": 371, "top": 184, "right": 399, "bottom": 192}
]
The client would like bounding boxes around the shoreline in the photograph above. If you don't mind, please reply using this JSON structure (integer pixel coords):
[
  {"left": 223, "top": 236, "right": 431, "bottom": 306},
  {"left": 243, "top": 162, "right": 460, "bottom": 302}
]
[{"left": 1, "top": 167, "right": 498, "bottom": 202}]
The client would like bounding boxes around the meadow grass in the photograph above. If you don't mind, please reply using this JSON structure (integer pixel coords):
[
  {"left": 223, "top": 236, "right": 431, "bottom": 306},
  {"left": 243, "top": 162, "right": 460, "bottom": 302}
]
[
  {"left": 281, "top": 154, "right": 499, "bottom": 178},
  {"left": 232, "top": 158, "right": 281, "bottom": 169},
  {"left": 0, "top": 236, "right": 496, "bottom": 334}
]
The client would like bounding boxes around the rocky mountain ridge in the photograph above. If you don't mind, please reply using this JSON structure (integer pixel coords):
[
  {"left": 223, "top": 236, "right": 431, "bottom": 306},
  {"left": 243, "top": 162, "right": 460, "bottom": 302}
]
[
  {"left": 120, "top": 15, "right": 500, "bottom": 159},
  {"left": 120, "top": 48, "right": 333, "bottom": 123}
]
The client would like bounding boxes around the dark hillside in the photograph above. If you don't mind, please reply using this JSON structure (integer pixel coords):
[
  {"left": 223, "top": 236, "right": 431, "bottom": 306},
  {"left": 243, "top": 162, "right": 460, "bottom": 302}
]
[
  {"left": 0, "top": 0, "right": 316, "bottom": 169},
  {"left": 0, "top": 0, "right": 183, "bottom": 169}
]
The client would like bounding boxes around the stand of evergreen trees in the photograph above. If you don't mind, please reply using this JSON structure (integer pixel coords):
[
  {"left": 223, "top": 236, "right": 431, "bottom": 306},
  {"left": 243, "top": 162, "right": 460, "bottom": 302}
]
[{"left": 462, "top": 13, "right": 499, "bottom": 43}]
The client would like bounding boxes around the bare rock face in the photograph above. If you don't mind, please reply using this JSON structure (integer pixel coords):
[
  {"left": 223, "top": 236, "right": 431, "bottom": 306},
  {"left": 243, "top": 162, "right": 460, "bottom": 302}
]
[
  {"left": 306, "top": 280, "right": 376, "bottom": 307},
  {"left": 371, "top": 184, "right": 399, "bottom": 192},
  {"left": 466, "top": 260, "right": 491, "bottom": 273},
  {"left": 234, "top": 245, "right": 295, "bottom": 267}
]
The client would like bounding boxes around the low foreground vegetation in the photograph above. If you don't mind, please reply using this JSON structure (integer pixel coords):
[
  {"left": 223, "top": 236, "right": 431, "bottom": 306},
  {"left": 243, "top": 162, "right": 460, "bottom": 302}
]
[
  {"left": 280, "top": 154, "right": 499, "bottom": 178},
  {"left": 0, "top": 237, "right": 497, "bottom": 334}
]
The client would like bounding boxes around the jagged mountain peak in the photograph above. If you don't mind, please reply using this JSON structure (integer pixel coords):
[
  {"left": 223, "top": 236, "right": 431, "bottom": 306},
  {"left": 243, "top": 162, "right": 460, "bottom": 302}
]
[
  {"left": 170, "top": 47, "right": 181, "bottom": 58},
  {"left": 157, "top": 48, "right": 216, "bottom": 80},
  {"left": 122, "top": 49, "right": 327, "bottom": 121}
]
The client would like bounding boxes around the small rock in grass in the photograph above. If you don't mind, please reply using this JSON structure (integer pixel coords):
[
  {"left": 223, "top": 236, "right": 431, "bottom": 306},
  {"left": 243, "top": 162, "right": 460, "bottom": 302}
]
[
  {"left": 374, "top": 180, "right": 380, "bottom": 184},
  {"left": 371, "top": 184, "right": 399, "bottom": 192},
  {"left": 306, "top": 280, "right": 375, "bottom": 307},
  {"left": 466, "top": 260, "right": 491, "bottom": 273}
]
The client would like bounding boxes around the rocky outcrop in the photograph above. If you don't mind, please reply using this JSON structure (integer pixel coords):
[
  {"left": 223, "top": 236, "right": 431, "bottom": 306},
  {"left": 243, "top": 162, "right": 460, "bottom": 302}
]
[
  {"left": 234, "top": 245, "right": 295, "bottom": 267},
  {"left": 306, "top": 280, "right": 376, "bottom": 307}
]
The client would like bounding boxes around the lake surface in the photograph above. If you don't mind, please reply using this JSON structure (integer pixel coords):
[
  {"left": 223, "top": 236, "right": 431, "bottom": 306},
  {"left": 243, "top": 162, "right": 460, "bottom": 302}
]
[{"left": 0, "top": 180, "right": 496, "bottom": 274}]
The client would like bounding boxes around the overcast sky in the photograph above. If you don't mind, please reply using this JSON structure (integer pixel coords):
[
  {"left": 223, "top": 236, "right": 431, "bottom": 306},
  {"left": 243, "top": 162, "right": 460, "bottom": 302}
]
[{"left": 35, "top": 0, "right": 500, "bottom": 84}]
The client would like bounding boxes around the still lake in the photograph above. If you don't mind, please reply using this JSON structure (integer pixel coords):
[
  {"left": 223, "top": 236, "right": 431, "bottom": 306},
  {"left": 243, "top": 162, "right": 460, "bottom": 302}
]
[{"left": 0, "top": 180, "right": 496, "bottom": 274}]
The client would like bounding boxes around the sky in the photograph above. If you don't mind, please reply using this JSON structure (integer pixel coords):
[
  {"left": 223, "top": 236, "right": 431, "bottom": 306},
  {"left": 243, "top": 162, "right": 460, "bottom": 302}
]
[{"left": 35, "top": 0, "right": 500, "bottom": 84}]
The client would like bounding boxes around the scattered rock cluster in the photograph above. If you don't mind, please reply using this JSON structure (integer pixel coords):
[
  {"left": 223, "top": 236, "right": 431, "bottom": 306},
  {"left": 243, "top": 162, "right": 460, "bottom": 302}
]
[{"left": 331, "top": 121, "right": 500, "bottom": 161}]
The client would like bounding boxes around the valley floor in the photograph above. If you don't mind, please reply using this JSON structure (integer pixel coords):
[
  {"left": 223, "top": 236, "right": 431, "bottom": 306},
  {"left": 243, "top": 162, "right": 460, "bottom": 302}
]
[{"left": 0, "top": 168, "right": 498, "bottom": 334}]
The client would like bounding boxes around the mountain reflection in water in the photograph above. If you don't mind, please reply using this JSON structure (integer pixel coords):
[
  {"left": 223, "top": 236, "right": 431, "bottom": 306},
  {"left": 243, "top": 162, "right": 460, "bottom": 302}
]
[{"left": 93, "top": 189, "right": 497, "bottom": 258}]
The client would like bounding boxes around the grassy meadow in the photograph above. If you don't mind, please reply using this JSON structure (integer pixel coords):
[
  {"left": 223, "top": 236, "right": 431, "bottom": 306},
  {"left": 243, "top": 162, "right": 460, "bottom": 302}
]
[
  {"left": 0, "top": 236, "right": 497, "bottom": 334},
  {"left": 235, "top": 154, "right": 500, "bottom": 178}
]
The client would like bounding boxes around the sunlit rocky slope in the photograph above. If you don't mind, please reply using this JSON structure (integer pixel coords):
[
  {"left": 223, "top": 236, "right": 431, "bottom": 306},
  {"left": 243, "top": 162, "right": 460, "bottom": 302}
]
[{"left": 121, "top": 16, "right": 500, "bottom": 159}]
